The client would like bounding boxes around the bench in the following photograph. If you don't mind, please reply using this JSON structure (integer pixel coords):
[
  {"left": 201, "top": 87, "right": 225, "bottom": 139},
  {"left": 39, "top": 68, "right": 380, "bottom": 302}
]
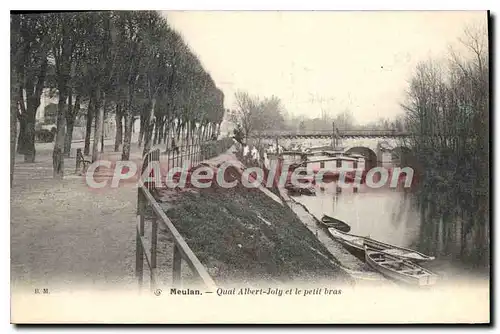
[{"left": 75, "top": 148, "right": 91, "bottom": 173}]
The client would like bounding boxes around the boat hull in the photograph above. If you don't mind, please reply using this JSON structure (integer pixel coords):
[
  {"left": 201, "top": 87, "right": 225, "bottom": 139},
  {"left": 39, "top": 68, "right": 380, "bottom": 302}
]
[
  {"left": 327, "top": 228, "right": 434, "bottom": 263},
  {"left": 364, "top": 238, "right": 434, "bottom": 263},
  {"left": 327, "top": 228, "right": 365, "bottom": 259},
  {"left": 340, "top": 241, "right": 365, "bottom": 261},
  {"left": 365, "top": 248, "right": 438, "bottom": 286},
  {"left": 321, "top": 216, "right": 351, "bottom": 233}
]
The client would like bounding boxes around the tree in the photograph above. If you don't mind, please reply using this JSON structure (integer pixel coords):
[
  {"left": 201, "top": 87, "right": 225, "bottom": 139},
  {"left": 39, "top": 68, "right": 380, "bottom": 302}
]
[
  {"left": 333, "top": 109, "right": 355, "bottom": 130},
  {"left": 233, "top": 123, "right": 244, "bottom": 144},
  {"left": 113, "top": 12, "right": 151, "bottom": 161},
  {"left": 10, "top": 14, "right": 21, "bottom": 186},
  {"left": 259, "top": 95, "right": 285, "bottom": 133},
  {"left": 10, "top": 11, "right": 227, "bottom": 180},
  {"left": 298, "top": 120, "right": 306, "bottom": 132},
  {"left": 14, "top": 14, "right": 50, "bottom": 163},
  {"left": 48, "top": 12, "right": 85, "bottom": 177},
  {"left": 401, "top": 24, "right": 489, "bottom": 264},
  {"left": 230, "top": 91, "right": 285, "bottom": 139}
]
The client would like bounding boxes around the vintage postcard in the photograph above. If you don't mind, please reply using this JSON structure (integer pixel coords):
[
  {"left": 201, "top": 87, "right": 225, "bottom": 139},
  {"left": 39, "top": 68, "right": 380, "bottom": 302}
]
[{"left": 10, "top": 10, "right": 490, "bottom": 324}]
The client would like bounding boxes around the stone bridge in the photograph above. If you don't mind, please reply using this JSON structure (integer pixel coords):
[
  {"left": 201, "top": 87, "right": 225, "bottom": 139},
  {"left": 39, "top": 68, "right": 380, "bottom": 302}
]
[{"left": 251, "top": 130, "right": 412, "bottom": 168}]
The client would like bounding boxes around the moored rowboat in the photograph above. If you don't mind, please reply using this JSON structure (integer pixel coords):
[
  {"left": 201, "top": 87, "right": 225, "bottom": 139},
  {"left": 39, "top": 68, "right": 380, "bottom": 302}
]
[
  {"left": 320, "top": 215, "right": 351, "bottom": 232},
  {"left": 285, "top": 183, "right": 316, "bottom": 196},
  {"left": 327, "top": 228, "right": 435, "bottom": 263},
  {"left": 327, "top": 228, "right": 365, "bottom": 259},
  {"left": 364, "top": 238, "right": 435, "bottom": 262},
  {"left": 364, "top": 246, "right": 438, "bottom": 286}
]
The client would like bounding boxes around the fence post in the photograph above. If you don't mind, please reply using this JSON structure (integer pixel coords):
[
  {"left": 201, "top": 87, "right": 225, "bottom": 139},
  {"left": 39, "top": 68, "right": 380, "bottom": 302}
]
[
  {"left": 136, "top": 188, "right": 145, "bottom": 289},
  {"left": 150, "top": 215, "right": 158, "bottom": 291},
  {"left": 154, "top": 149, "right": 160, "bottom": 188},
  {"left": 173, "top": 244, "right": 182, "bottom": 287}
]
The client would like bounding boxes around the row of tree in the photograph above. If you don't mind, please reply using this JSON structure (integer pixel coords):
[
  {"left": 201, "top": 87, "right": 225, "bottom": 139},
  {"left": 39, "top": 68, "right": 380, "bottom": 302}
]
[
  {"left": 10, "top": 11, "right": 225, "bottom": 183},
  {"left": 401, "top": 25, "right": 489, "bottom": 265}
]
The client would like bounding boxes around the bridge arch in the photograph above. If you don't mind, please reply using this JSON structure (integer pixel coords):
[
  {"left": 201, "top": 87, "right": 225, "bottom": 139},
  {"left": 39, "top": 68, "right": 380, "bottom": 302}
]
[{"left": 345, "top": 146, "right": 378, "bottom": 170}]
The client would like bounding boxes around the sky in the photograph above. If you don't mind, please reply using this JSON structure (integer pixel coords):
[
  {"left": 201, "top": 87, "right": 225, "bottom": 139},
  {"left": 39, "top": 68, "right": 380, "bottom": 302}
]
[{"left": 163, "top": 11, "right": 487, "bottom": 124}]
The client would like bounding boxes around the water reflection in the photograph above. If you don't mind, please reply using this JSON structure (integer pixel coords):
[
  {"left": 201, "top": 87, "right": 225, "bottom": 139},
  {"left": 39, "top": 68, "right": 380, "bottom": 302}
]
[
  {"left": 284, "top": 153, "right": 422, "bottom": 250},
  {"left": 293, "top": 186, "right": 421, "bottom": 249},
  {"left": 275, "top": 148, "right": 488, "bottom": 277}
]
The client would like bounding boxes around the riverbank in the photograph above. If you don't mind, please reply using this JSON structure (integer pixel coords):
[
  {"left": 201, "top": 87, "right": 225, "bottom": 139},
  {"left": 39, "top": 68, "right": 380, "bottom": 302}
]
[
  {"left": 155, "top": 153, "right": 353, "bottom": 287},
  {"left": 280, "top": 193, "right": 389, "bottom": 285}
]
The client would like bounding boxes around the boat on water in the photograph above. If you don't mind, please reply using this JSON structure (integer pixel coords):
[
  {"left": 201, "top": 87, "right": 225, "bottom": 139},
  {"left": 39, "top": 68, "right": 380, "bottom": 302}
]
[
  {"left": 364, "top": 238, "right": 435, "bottom": 262},
  {"left": 285, "top": 183, "right": 316, "bottom": 196},
  {"left": 320, "top": 215, "right": 351, "bottom": 232},
  {"left": 299, "top": 187, "right": 316, "bottom": 196},
  {"left": 327, "top": 228, "right": 435, "bottom": 263},
  {"left": 365, "top": 246, "right": 438, "bottom": 286},
  {"left": 327, "top": 227, "right": 365, "bottom": 259}
]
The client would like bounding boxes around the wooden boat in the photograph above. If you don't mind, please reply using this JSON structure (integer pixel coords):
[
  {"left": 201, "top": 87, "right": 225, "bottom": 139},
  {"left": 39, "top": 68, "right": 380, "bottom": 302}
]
[
  {"left": 327, "top": 228, "right": 365, "bottom": 260},
  {"left": 364, "top": 238, "right": 435, "bottom": 262},
  {"left": 320, "top": 215, "right": 351, "bottom": 233},
  {"left": 327, "top": 228, "right": 435, "bottom": 263},
  {"left": 285, "top": 183, "right": 316, "bottom": 196},
  {"left": 300, "top": 187, "right": 316, "bottom": 196},
  {"left": 365, "top": 246, "right": 438, "bottom": 286}
]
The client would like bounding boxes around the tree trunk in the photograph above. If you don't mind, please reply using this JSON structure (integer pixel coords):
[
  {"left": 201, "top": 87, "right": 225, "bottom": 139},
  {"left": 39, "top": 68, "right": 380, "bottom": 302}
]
[
  {"left": 100, "top": 110, "right": 105, "bottom": 153},
  {"left": 216, "top": 121, "right": 222, "bottom": 138},
  {"left": 201, "top": 124, "right": 206, "bottom": 141},
  {"left": 186, "top": 122, "right": 191, "bottom": 164},
  {"left": 21, "top": 106, "right": 37, "bottom": 162},
  {"left": 114, "top": 103, "right": 123, "bottom": 152},
  {"left": 17, "top": 55, "right": 47, "bottom": 163},
  {"left": 17, "top": 114, "right": 26, "bottom": 154},
  {"left": 92, "top": 90, "right": 105, "bottom": 162},
  {"left": 153, "top": 117, "right": 160, "bottom": 145},
  {"left": 63, "top": 92, "right": 74, "bottom": 157},
  {"left": 15, "top": 96, "right": 26, "bottom": 156},
  {"left": 176, "top": 121, "right": 182, "bottom": 142},
  {"left": 11, "top": 79, "right": 19, "bottom": 187},
  {"left": 65, "top": 118, "right": 75, "bottom": 157},
  {"left": 164, "top": 124, "right": 170, "bottom": 153},
  {"left": 138, "top": 113, "right": 145, "bottom": 147},
  {"left": 122, "top": 112, "right": 133, "bottom": 161},
  {"left": 163, "top": 119, "right": 169, "bottom": 144},
  {"left": 158, "top": 117, "right": 165, "bottom": 145},
  {"left": 52, "top": 90, "right": 67, "bottom": 179},
  {"left": 84, "top": 95, "right": 94, "bottom": 156},
  {"left": 122, "top": 84, "right": 136, "bottom": 161},
  {"left": 142, "top": 99, "right": 156, "bottom": 157},
  {"left": 10, "top": 13, "right": 21, "bottom": 187}
]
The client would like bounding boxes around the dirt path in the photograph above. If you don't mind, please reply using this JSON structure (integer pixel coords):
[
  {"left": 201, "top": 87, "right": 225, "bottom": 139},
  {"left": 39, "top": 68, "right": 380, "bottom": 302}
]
[{"left": 11, "top": 143, "right": 142, "bottom": 292}]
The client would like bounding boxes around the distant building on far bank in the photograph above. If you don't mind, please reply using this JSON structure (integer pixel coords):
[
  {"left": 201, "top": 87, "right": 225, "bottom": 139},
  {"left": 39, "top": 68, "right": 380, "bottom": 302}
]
[
  {"left": 35, "top": 89, "right": 59, "bottom": 123},
  {"left": 219, "top": 119, "right": 236, "bottom": 138}
]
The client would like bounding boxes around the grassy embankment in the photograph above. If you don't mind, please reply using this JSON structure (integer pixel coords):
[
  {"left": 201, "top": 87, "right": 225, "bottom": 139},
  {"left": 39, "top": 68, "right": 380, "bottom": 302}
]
[{"left": 158, "top": 165, "right": 352, "bottom": 286}]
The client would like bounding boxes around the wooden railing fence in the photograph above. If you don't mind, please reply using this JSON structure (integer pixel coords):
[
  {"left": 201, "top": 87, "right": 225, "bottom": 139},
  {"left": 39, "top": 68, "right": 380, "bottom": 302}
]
[{"left": 136, "top": 148, "right": 217, "bottom": 291}]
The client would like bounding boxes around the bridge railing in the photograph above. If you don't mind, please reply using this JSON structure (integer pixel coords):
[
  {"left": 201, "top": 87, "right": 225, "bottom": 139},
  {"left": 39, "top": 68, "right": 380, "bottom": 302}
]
[{"left": 253, "top": 129, "right": 407, "bottom": 137}]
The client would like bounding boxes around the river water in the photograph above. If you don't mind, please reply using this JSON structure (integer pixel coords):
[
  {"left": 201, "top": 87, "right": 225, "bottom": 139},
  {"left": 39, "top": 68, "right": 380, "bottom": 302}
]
[
  {"left": 281, "top": 153, "right": 422, "bottom": 249},
  {"left": 250, "top": 137, "right": 489, "bottom": 279},
  {"left": 284, "top": 152, "right": 489, "bottom": 280},
  {"left": 292, "top": 186, "right": 422, "bottom": 250}
]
